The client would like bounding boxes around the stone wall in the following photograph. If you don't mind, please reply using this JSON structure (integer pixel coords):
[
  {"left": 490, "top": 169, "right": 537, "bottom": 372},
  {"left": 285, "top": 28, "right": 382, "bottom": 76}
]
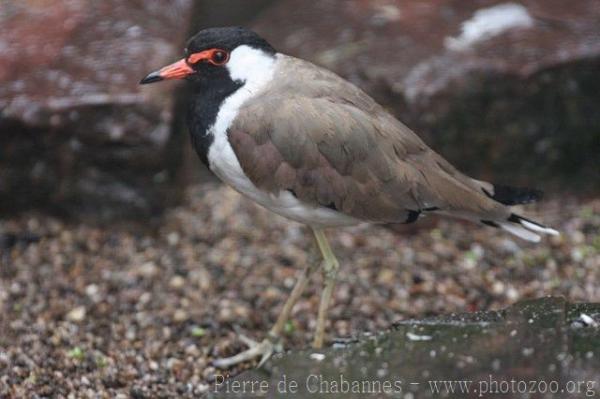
[
  {"left": 1, "top": 1, "right": 598, "bottom": 221},
  {"left": 0, "top": 1, "right": 193, "bottom": 221},
  {"left": 252, "top": 0, "right": 600, "bottom": 192}
]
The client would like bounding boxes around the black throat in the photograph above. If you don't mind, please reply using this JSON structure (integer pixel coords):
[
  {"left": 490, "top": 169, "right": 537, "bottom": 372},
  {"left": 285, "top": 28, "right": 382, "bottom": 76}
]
[
  {"left": 187, "top": 78, "right": 243, "bottom": 166},
  {"left": 183, "top": 27, "right": 276, "bottom": 166}
]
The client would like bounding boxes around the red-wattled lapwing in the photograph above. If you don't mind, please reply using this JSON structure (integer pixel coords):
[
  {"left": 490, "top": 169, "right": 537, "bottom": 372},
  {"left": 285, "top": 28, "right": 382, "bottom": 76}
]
[{"left": 141, "top": 27, "right": 558, "bottom": 368}]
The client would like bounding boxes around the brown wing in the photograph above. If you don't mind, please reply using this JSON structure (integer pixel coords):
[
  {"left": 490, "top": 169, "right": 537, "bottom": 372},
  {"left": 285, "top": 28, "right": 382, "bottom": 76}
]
[{"left": 228, "top": 57, "right": 508, "bottom": 223}]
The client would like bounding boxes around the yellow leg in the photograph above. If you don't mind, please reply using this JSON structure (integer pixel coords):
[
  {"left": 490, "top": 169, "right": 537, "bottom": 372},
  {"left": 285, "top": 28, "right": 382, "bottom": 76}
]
[
  {"left": 213, "top": 239, "right": 320, "bottom": 369},
  {"left": 269, "top": 250, "right": 320, "bottom": 338},
  {"left": 311, "top": 228, "right": 340, "bottom": 349}
]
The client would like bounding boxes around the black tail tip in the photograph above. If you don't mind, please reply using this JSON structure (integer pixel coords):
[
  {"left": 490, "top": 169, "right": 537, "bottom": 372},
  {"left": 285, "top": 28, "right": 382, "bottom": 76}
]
[{"left": 483, "top": 184, "right": 543, "bottom": 206}]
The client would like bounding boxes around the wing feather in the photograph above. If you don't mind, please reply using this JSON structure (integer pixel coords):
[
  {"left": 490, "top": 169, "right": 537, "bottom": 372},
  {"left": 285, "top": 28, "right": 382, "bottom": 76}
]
[{"left": 227, "top": 56, "right": 507, "bottom": 223}]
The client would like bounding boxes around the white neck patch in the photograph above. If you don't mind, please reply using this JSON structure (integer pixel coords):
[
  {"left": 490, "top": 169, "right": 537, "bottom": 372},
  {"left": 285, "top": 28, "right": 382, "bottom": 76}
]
[
  {"left": 226, "top": 45, "right": 276, "bottom": 86},
  {"left": 207, "top": 45, "right": 277, "bottom": 203},
  {"left": 209, "top": 45, "right": 276, "bottom": 137}
]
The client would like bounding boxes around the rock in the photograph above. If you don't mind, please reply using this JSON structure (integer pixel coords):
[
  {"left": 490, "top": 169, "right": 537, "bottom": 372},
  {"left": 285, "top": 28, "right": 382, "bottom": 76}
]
[
  {"left": 253, "top": 0, "right": 600, "bottom": 192},
  {"left": 0, "top": 0, "right": 193, "bottom": 221},
  {"left": 208, "top": 298, "right": 600, "bottom": 398}
]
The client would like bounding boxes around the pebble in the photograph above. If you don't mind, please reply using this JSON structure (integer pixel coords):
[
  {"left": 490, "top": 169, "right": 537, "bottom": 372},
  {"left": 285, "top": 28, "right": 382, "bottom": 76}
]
[
  {"left": 169, "top": 275, "right": 186, "bottom": 289},
  {"left": 2, "top": 186, "right": 598, "bottom": 398},
  {"left": 139, "top": 261, "right": 158, "bottom": 277},
  {"left": 579, "top": 313, "right": 597, "bottom": 326},
  {"left": 167, "top": 232, "right": 180, "bottom": 246},
  {"left": 85, "top": 284, "right": 100, "bottom": 300},
  {"left": 66, "top": 306, "right": 86, "bottom": 322},
  {"left": 406, "top": 332, "right": 432, "bottom": 341},
  {"left": 173, "top": 309, "right": 189, "bottom": 322}
]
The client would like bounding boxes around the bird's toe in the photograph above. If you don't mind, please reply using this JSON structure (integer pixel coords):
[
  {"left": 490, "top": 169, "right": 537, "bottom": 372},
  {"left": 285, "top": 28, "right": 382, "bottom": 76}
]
[{"left": 212, "top": 336, "right": 282, "bottom": 369}]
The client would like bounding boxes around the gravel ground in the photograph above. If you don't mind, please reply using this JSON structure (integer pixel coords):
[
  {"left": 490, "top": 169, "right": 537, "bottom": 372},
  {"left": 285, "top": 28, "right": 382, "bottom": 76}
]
[{"left": 1, "top": 183, "right": 599, "bottom": 398}]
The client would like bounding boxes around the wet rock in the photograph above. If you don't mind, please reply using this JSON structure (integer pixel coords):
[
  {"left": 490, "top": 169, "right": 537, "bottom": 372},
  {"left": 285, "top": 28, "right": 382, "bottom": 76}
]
[
  {"left": 0, "top": 0, "right": 193, "bottom": 221},
  {"left": 253, "top": 0, "right": 600, "bottom": 192},
  {"left": 208, "top": 298, "right": 600, "bottom": 398}
]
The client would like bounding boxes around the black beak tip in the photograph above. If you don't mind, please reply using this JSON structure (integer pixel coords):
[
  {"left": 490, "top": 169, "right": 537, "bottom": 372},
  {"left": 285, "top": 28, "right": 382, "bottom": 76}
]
[{"left": 139, "top": 71, "right": 163, "bottom": 85}]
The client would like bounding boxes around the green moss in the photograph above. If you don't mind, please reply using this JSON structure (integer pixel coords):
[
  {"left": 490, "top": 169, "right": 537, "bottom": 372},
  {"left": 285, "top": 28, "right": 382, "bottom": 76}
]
[
  {"left": 191, "top": 326, "right": 206, "bottom": 337},
  {"left": 67, "top": 347, "right": 84, "bottom": 360},
  {"left": 283, "top": 321, "right": 295, "bottom": 335},
  {"left": 95, "top": 354, "right": 108, "bottom": 369}
]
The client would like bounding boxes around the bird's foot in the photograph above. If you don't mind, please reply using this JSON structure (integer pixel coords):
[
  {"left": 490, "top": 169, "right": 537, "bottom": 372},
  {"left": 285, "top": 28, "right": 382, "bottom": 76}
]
[{"left": 212, "top": 334, "right": 282, "bottom": 369}]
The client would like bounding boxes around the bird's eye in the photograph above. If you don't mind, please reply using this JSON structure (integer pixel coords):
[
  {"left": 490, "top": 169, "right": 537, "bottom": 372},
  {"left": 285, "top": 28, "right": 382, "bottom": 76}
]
[{"left": 210, "top": 50, "right": 228, "bottom": 65}]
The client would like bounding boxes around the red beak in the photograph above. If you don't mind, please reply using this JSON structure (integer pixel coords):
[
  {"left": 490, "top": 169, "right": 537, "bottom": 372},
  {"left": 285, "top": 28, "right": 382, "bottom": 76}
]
[{"left": 140, "top": 59, "right": 194, "bottom": 84}]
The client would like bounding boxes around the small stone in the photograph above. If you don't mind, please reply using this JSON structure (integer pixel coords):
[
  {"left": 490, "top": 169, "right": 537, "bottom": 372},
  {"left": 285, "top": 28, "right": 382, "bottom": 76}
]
[
  {"left": 506, "top": 287, "right": 519, "bottom": 301},
  {"left": 139, "top": 262, "right": 158, "bottom": 277},
  {"left": 169, "top": 275, "right": 186, "bottom": 289},
  {"left": 66, "top": 306, "right": 86, "bottom": 322},
  {"left": 579, "top": 313, "right": 598, "bottom": 327},
  {"left": 139, "top": 292, "right": 151, "bottom": 304},
  {"left": 167, "top": 232, "right": 180, "bottom": 246},
  {"left": 196, "top": 383, "right": 209, "bottom": 394},
  {"left": 218, "top": 307, "right": 233, "bottom": 323},
  {"left": 185, "top": 344, "right": 201, "bottom": 357},
  {"left": 522, "top": 347, "right": 534, "bottom": 356},
  {"left": 492, "top": 281, "right": 505, "bottom": 295},
  {"left": 406, "top": 332, "right": 432, "bottom": 341},
  {"left": 173, "top": 309, "right": 188, "bottom": 322},
  {"left": 126, "top": 328, "right": 136, "bottom": 340},
  {"left": 167, "top": 358, "right": 183, "bottom": 372},
  {"left": 85, "top": 284, "right": 99, "bottom": 297},
  {"left": 202, "top": 366, "right": 216, "bottom": 381}
]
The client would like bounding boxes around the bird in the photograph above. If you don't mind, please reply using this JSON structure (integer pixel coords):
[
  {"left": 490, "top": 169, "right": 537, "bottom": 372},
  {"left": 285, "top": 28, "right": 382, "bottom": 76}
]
[{"left": 140, "top": 26, "right": 558, "bottom": 368}]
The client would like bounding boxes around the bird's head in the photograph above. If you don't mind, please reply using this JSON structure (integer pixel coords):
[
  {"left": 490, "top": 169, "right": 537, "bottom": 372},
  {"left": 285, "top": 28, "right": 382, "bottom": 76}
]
[{"left": 140, "top": 27, "right": 276, "bottom": 88}]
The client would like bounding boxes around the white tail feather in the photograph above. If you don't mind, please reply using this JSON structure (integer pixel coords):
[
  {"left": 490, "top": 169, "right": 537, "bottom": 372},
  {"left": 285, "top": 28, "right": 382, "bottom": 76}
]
[
  {"left": 500, "top": 222, "right": 541, "bottom": 242},
  {"left": 438, "top": 210, "right": 558, "bottom": 242},
  {"left": 519, "top": 220, "right": 559, "bottom": 236}
]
